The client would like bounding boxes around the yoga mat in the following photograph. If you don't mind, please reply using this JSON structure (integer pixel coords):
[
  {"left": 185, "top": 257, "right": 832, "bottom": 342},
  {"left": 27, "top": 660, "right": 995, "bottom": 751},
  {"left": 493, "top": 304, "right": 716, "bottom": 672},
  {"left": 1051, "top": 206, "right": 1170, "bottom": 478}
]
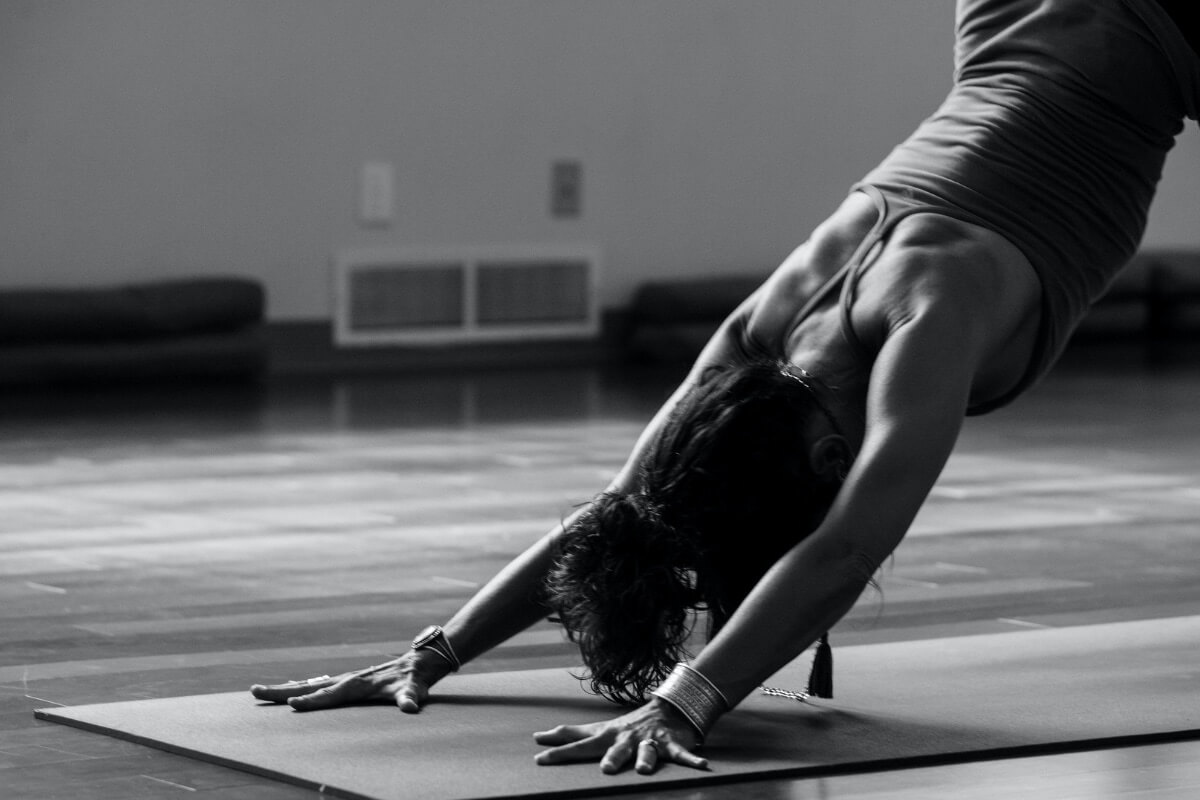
[{"left": 37, "top": 616, "right": 1200, "bottom": 800}]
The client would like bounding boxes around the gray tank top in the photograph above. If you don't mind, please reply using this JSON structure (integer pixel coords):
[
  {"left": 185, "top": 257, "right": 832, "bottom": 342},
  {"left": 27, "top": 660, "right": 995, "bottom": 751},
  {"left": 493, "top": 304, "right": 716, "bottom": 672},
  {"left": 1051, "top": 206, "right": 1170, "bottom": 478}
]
[{"left": 857, "top": 0, "right": 1198, "bottom": 403}]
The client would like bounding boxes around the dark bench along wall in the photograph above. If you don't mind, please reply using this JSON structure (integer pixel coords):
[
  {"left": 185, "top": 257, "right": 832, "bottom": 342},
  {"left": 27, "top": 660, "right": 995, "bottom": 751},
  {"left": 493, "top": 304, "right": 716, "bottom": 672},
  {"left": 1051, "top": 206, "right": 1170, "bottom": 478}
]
[{"left": 0, "top": 278, "right": 267, "bottom": 386}]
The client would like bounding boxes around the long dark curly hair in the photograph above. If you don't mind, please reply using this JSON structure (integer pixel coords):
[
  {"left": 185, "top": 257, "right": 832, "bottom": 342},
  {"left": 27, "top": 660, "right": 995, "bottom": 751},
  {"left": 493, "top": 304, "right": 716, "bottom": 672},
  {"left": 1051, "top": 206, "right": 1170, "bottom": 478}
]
[{"left": 545, "top": 359, "right": 849, "bottom": 704}]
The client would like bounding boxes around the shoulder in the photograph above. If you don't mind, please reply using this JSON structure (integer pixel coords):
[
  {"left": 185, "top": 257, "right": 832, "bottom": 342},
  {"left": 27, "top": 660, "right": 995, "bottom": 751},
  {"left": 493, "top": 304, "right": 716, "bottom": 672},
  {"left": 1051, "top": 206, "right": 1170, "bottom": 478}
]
[
  {"left": 744, "top": 193, "right": 883, "bottom": 351},
  {"left": 853, "top": 212, "right": 1038, "bottom": 344}
]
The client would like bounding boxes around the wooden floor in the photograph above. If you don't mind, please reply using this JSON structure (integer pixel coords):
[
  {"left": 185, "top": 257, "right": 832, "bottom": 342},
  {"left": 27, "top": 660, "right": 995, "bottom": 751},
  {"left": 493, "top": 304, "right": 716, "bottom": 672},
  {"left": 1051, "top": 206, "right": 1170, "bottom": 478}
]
[{"left": 5, "top": 357, "right": 1200, "bottom": 799}]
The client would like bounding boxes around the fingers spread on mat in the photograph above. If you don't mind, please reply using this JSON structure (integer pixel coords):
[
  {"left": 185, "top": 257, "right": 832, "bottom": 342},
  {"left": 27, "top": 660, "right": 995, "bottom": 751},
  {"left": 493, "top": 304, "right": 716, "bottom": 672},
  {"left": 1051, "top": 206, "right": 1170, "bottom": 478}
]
[
  {"left": 250, "top": 675, "right": 338, "bottom": 703},
  {"left": 532, "top": 724, "right": 594, "bottom": 745},
  {"left": 534, "top": 733, "right": 609, "bottom": 767}
]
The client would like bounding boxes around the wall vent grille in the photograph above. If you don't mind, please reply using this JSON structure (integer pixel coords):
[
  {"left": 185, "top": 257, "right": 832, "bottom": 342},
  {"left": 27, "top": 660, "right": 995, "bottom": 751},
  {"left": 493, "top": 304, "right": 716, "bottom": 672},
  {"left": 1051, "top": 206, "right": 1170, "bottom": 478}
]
[{"left": 333, "top": 245, "right": 600, "bottom": 346}]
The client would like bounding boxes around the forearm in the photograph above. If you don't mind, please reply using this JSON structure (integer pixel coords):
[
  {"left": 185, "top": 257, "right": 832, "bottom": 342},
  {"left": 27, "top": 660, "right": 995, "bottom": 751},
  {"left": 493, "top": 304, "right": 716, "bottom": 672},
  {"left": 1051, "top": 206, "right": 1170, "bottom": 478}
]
[
  {"left": 691, "top": 536, "right": 873, "bottom": 708},
  {"left": 440, "top": 508, "right": 586, "bottom": 665}
]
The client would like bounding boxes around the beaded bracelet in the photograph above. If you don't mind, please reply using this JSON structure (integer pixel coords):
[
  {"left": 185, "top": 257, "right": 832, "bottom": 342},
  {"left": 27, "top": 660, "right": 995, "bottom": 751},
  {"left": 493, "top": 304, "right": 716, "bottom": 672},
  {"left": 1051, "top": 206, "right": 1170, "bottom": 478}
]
[{"left": 650, "top": 663, "right": 730, "bottom": 741}]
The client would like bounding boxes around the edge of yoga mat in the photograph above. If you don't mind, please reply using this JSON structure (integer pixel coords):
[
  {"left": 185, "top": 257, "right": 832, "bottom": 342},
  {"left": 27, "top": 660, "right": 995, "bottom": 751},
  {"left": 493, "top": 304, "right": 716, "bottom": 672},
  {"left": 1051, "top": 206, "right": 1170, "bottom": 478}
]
[
  {"left": 35, "top": 707, "right": 1200, "bottom": 800},
  {"left": 37, "top": 615, "right": 1200, "bottom": 800}
]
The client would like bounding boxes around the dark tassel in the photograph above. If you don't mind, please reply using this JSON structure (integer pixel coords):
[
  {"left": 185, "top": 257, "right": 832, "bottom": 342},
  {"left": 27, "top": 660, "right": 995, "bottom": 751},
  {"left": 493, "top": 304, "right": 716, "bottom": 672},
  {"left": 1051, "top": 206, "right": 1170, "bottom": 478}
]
[{"left": 807, "top": 633, "right": 833, "bottom": 699}]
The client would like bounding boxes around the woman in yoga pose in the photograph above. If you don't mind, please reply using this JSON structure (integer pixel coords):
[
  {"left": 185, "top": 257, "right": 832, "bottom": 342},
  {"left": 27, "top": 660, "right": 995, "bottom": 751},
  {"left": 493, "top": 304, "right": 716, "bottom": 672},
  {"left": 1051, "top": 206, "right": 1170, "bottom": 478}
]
[{"left": 253, "top": 0, "right": 1198, "bottom": 775}]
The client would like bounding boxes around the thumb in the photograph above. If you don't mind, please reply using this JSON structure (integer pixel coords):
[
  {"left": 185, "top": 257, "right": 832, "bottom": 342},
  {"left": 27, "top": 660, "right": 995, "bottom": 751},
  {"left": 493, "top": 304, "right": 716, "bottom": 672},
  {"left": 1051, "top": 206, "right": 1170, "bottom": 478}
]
[{"left": 394, "top": 680, "right": 428, "bottom": 714}]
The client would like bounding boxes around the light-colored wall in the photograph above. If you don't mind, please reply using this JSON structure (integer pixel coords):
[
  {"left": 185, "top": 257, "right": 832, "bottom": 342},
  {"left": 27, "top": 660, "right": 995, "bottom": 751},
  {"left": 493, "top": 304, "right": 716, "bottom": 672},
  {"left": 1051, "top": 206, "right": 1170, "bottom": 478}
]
[{"left": 2, "top": 1, "right": 1197, "bottom": 321}]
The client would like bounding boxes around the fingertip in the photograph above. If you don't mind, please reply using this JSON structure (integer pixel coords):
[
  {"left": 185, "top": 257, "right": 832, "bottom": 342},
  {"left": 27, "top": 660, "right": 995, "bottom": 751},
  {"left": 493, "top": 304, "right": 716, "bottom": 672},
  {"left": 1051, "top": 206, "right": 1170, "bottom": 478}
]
[{"left": 251, "top": 685, "right": 283, "bottom": 702}]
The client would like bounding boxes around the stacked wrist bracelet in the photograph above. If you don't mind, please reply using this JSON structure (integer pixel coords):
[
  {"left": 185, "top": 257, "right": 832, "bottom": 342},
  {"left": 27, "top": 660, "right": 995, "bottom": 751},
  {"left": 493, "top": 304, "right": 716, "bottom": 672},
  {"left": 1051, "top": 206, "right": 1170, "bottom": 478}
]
[
  {"left": 411, "top": 624, "right": 461, "bottom": 671},
  {"left": 650, "top": 663, "right": 729, "bottom": 741}
]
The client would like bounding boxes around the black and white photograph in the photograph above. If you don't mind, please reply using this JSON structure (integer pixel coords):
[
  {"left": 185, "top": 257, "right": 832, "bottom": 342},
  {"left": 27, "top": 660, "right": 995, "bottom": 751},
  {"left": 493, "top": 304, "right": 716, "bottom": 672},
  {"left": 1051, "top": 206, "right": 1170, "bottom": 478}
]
[{"left": 3, "top": 2, "right": 1200, "bottom": 798}]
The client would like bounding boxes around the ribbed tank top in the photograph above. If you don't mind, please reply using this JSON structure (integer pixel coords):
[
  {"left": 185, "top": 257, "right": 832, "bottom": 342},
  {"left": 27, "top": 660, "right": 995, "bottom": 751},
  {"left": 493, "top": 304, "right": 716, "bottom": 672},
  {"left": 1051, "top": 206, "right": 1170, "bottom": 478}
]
[{"left": 856, "top": 0, "right": 1199, "bottom": 406}]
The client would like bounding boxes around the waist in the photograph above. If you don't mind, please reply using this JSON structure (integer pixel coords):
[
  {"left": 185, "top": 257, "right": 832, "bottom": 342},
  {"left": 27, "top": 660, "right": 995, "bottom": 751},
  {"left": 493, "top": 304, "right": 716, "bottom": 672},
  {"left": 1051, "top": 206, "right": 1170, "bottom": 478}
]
[{"left": 870, "top": 82, "right": 1164, "bottom": 275}]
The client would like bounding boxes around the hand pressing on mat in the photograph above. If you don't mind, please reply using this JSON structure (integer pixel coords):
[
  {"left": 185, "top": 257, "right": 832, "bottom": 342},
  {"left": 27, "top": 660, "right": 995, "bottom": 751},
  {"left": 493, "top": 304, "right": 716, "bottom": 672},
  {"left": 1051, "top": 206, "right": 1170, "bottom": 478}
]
[
  {"left": 533, "top": 696, "right": 707, "bottom": 775},
  {"left": 249, "top": 651, "right": 451, "bottom": 713}
]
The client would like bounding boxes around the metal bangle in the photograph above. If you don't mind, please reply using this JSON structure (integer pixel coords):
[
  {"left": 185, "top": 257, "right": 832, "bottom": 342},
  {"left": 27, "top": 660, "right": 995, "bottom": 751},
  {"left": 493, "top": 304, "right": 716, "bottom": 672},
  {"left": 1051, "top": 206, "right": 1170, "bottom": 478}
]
[
  {"left": 650, "top": 663, "right": 729, "bottom": 741},
  {"left": 412, "top": 625, "right": 462, "bottom": 672},
  {"left": 437, "top": 633, "right": 461, "bottom": 671}
]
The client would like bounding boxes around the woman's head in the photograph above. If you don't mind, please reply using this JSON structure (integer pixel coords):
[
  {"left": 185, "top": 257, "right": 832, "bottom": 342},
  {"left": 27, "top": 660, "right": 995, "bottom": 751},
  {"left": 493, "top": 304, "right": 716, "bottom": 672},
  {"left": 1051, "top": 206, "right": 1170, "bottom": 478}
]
[{"left": 545, "top": 360, "right": 854, "bottom": 704}]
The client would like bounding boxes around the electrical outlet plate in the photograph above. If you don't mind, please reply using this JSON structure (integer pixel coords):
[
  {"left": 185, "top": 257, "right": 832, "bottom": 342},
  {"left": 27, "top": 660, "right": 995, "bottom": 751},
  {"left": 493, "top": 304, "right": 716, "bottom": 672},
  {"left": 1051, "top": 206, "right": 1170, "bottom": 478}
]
[
  {"left": 550, "top": 160, "right": 582, "bottom": 218},
  {"left": 359, "top": 161, "right": 394, "bottom": 226}
]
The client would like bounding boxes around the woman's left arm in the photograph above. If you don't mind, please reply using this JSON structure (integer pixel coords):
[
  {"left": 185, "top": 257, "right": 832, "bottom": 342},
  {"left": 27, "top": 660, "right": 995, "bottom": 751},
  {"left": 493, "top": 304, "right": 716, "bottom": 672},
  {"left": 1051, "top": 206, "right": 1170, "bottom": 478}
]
[{"left": 534, "top": 303, "right": 983, "bottom": 773}]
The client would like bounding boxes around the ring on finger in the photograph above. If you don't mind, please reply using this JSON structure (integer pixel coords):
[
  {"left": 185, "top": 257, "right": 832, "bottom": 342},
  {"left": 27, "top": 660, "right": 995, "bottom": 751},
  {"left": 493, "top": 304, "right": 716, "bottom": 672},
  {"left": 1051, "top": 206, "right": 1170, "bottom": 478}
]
[{"left": 639, "top": 738, "right": 659, "bottom": 754}]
